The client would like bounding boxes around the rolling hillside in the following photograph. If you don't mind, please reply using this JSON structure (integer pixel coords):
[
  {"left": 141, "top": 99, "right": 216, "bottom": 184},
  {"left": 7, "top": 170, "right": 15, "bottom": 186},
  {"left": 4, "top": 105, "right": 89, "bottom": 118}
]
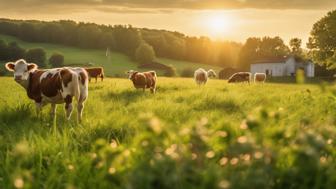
[{"left": 0, "top": 34, "right": 223, "bottom": 77}]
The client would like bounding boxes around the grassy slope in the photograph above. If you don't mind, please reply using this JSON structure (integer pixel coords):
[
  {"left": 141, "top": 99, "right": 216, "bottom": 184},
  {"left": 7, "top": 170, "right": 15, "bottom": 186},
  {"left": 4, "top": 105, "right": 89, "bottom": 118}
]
[
  {"left": 0, "top": 77, "right": 336, "bottom": 188},
  {"left": 0, "top": 34, "right": 223, "bottom": 76}
]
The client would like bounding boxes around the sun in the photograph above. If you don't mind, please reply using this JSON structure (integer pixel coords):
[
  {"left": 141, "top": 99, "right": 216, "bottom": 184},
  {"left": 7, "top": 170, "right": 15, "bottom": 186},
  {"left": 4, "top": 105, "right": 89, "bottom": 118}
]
[{"left": 202, "top": 13, "right": 233, "bottom": 39}]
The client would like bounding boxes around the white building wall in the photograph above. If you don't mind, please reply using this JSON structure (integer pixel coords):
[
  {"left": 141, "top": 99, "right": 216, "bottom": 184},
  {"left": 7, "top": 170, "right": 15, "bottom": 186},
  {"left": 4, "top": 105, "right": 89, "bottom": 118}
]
[
  {"left": 251, "top": 63, "right": 285, "bottom": 77},
  {"left": 306, "top": 62, "right": 315, "bottom": 77},
  {"left": 284, "top": 57, "right": 296, "bottom": 76}
]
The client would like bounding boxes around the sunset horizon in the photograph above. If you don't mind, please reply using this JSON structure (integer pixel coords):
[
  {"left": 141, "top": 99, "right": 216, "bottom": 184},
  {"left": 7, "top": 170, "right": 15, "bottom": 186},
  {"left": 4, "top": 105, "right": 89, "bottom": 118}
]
[{"left": 0, "top": 0, "right": 334, "bottom": 45}]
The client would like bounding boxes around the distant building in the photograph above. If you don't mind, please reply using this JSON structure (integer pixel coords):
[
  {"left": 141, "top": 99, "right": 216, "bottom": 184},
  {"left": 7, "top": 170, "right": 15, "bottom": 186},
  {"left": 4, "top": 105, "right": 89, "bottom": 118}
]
[{"left": 250, "top": 56, "right": 315, "bottom": 77}]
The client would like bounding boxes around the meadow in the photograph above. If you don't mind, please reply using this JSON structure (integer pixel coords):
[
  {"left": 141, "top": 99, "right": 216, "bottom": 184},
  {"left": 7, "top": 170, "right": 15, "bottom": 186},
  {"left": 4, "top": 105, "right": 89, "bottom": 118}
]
[
  {"left": 0, "top": 34, "right": 223, "bottom": 76},
  {"left": 1, "top": 77, "right": 336, "bottom": 188}
]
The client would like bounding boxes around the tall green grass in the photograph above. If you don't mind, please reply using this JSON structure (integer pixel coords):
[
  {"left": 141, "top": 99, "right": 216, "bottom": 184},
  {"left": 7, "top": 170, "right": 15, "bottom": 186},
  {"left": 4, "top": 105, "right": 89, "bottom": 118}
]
[{"left": 0, "top": 77, "right": 336, "bottom": 188}]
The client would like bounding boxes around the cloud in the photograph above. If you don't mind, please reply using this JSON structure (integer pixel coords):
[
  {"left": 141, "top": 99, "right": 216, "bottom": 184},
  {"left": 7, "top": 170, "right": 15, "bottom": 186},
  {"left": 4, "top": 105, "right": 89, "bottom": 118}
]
[{"left": 0, "top": 0, "right": 334, "bottom": 14}]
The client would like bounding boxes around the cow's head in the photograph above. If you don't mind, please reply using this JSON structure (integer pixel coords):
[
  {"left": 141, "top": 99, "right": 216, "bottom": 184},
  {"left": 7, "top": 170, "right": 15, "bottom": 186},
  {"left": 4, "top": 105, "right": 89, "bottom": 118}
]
[
  {"left": 5, "top": 59, "right": 38, "bottom": 82},
  {"left": 126, "top": 70, "right": 138, "bottom": 80},
  {"left": 207, "top": 69, "right": 217, "bottom": 78}
]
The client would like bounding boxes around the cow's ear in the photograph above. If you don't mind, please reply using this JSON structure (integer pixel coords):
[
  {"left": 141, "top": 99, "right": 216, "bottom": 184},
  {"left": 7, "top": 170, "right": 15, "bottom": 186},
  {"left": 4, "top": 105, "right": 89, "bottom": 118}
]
[
  {"left": 27, "top": 63, "right": 38, "bottom": 71},
  {"left": 5, "top": 62, "right": 15, "bottom": 72}
]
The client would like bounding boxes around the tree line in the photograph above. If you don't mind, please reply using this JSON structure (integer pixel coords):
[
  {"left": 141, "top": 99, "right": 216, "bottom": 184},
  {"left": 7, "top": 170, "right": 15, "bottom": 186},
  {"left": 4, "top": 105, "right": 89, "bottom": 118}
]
[
  {"left": 0, "top": 39, "right": 64, "bottom": 69},
  {"left": 0, "top": 19, "right": 241, "bottom": 68}
]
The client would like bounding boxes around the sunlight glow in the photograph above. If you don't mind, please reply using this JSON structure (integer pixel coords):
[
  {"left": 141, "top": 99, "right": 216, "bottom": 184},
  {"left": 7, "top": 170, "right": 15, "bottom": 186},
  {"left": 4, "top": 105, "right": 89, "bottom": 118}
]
[{"left": 202, "top": 12, "right": 233, "bottom": 39}]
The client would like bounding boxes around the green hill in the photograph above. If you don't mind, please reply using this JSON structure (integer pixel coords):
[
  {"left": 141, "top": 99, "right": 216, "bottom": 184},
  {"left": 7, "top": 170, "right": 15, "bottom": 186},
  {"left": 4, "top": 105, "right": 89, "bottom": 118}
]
[{"left": 0, "top": 34, "right": 223, "bottom": 77}]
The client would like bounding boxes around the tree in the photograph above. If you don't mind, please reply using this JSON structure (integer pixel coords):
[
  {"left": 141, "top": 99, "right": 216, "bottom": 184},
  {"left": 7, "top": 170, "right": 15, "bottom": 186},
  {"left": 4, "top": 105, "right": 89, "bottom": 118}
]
[
  {"left": 7, "top": 42, "right": 25, "bottom": 61},
  {"left": 181, "top": 67, "right": 194, "bottom": 77},
  {"left": 289, "top": 38, "right": 303, "bottom": 56},
  {"left": 135, "top": 42, "right": 156, "bottom": 64},
  {"left": 238, "top": 37, "right": 289, "bottom": 71},
  {"left": 49, "top": 53, "right": 64, "bottom": 68},
  {"left": 308, "top": 10, "right": 336, "bottom": 66},
  {"left": 0, "top": 40, "right": 8, "bottom": 60},
  {"left": 25, "top": 48, "right": 47, "bottom": 67}
]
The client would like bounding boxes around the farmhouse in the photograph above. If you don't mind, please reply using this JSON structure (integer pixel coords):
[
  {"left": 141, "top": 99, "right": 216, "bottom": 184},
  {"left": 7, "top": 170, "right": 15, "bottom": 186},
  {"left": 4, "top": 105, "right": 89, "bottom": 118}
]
[{"left": 250, "top": 56, "right": 315, "bottom": 77}]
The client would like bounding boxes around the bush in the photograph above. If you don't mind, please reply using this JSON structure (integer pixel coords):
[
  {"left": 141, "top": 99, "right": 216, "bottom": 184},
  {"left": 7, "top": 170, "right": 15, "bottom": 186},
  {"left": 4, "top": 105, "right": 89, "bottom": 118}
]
[
  {"left": 135, "top": 42, "right": 156, "bottom": 65},
  {"left": 164, "top": 65, "right": 177, "bottom": 77},
  {"left": 7, "top": 42, "right": 25, "bottom": 61},
  {"left": 49, "top": 53, "right": 64, "bottom": 68},
  {"left": 181, "top": 67, "right": 194, "bottom": 77},
  {"left": 218, "top": 67, "right": 239, "bottom": 80},
  {"left": 25, "top": 48, "right": 47, "bottom": 67}
]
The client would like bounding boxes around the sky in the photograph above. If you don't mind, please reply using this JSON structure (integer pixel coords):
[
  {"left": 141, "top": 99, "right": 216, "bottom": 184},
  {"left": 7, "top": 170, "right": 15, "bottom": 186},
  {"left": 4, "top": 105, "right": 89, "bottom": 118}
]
[{"left": 0, "top": 0, "right": 334, "bottom": 45}]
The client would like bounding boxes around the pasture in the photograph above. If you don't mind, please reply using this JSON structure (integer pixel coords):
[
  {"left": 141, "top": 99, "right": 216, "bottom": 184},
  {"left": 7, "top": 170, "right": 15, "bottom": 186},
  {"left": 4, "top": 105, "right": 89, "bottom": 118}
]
[
  {"left": 0, "top": 34, "right": 222, "bottom": 76},
  {"left": 1, "top": 77, "right": 336, "bottom": 188}
]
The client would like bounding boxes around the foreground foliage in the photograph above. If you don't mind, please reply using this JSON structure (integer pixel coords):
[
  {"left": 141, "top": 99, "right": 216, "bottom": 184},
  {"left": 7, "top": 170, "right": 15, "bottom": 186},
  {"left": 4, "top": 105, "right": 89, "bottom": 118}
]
[{"left": 0, "top": 77, "right": 336, "bottom": 189}]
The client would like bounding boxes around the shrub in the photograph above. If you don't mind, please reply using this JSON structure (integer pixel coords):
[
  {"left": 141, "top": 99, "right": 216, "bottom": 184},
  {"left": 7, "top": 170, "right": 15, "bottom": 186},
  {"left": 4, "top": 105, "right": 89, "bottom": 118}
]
[
  {"left": 25, "top": 48, "right": 47, "bottom": 67},
  {"left": 181, "top": 67, "right": 194, "bottom": 77},
  {"left": 135, "top": 42, "right": 156, "bottom": 65},
  {"left": 49, "top": 53, "right": 64, "bottom": 68},
  {"left": 164, "top": 65, "right": 177, "bottom": 77}
]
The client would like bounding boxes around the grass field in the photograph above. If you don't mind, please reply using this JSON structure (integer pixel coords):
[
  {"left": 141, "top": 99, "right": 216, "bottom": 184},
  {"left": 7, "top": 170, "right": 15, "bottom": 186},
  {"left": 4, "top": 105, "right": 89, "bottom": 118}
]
[
  {"left": 0, "top": 34, "right": 223, "bottom": 77},
  {"left": 1, "top": 77, "right": 336, "bottom": 188}
]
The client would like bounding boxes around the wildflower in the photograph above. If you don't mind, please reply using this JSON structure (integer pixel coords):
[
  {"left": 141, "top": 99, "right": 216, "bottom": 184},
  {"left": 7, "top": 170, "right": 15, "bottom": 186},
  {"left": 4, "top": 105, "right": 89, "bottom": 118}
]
[
  {"left": 149, "top": 117, "right": 162, "bottom": 134},
  {"left": 206, "top": 151, "right": 215, "bottom": 159},
  {"left": 68, "top": 164, "right": 75, "bottom": 171},
  {"left": 141, "top": 140, "right": 149, "bottom": 147},
  {"left": 219, "top": 157, "right": 228, "bottom": 166},
  {"left": 110, "top": 140, "right": 118, "bottom": 148},
  {"left": 230, "top": 157, "right": 239, "bottom": 165},
  {"left": 216, "top": 131, "right": 228, "bottom": 137},
  {"left": 108, "top": 167, "right": 116, "bottom": 174},
  {"left": 240, "top": 120, "right": 248, "bottom": 130},
  {"left": 218, "top": 180, "right": 230, "bottom": 189},
  {"left": 237, "top": 136, "right": 248, "bottom": 144},
  {"left": 254, "top": 151, "right": 263, "bottom": 159},
  {"left": 14, "top": 177, "right": 24, "bottom": 189},
  {"left": 191, "top": 153, "right": 197, "bottom": 160},
  {"left": 327, "top": 139, "right": 333, "bottom": 145}
]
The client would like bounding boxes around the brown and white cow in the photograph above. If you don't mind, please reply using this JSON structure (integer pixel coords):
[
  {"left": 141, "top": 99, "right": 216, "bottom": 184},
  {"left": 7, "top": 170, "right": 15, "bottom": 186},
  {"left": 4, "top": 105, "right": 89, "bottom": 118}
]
[
  {"left": 228, "top": 72, "right": 251, "bottom": 83},
  {"left": 5, "top": 59, "right": 89, "bottom": 122},
  {"left": 126, "top": 70, "right": 157, "bottom": 93},
  {"left": 85, "top": 67, "right": 104, "bottom": 83},
  {"left": 254, "top": 73, "right": 267, "bottom": 83},
  {"left": 194, "top": 68, "right": 217, "bottom": 85}
]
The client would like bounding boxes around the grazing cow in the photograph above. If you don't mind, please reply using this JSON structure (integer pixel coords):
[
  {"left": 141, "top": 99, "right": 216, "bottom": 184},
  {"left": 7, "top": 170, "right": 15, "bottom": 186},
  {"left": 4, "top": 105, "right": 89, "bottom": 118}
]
[
  {"left": 254, "top": 73, "right": 267, "bottom": 83},
  {"left": 228, "top": 72, "right": 251, "bottom": 83},
  {"left": 5, "top": 59, "right": 88, "bottom": 122},
  {"left": 194, "top": 68, "right": 217, "bottom": 85},
  {"left": 126, "top": 70, "right": 157, "bottom": 93},
  {"left": 85, "top": 67, "right": 104, "bottom": 83}
]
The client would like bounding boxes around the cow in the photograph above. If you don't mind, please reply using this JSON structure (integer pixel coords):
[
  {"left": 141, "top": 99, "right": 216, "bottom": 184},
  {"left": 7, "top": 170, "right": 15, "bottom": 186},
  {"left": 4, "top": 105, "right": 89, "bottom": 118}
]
[
  {"left": 5, "top": 59, "right": 88, "bottom": 122},
  {"left": 254, "top": 73, "right": 267, "bottom": 83},
  {"left": 194, "top": 68, "right": 217, "bottom": 85},
  {"left": 126, "top": 70, "right": 157, "bottom": 93},
  {"left": 228, "top": 72, "right": 251, "bottom": 83},
  {"left": 85, "top": 67, "right": 104, "bottom": 83}
]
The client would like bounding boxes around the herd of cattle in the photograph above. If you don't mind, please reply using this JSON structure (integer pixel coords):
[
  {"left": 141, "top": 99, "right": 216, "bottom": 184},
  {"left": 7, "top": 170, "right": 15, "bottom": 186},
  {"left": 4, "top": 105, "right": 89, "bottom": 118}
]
[{"left": 4, "top": 59, "right": 266, "bottom": 122}]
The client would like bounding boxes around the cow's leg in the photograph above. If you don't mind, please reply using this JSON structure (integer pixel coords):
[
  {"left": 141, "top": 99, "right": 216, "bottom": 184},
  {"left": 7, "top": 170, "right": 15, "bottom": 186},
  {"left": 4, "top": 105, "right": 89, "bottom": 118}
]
[
  {"left": 35, "top": 102, "right": 43, "bottom": 118},
  {"left": 89, "top": 77, "right": 91, "bottom": 83},
  {"left": 95, "top": 76, "right": 98, "bottom": 83},
  {"left": 77, "top": 99, "right": 85, "bottom": 123},
  {"left": 101, "top": 75, "right": 104, "bottom": 82},
  {"left": 64, "top": 95, "right": 73, "bottom": 120},
  {"left": 50, "top": 103, "right": 57, "bottom": 119}
]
